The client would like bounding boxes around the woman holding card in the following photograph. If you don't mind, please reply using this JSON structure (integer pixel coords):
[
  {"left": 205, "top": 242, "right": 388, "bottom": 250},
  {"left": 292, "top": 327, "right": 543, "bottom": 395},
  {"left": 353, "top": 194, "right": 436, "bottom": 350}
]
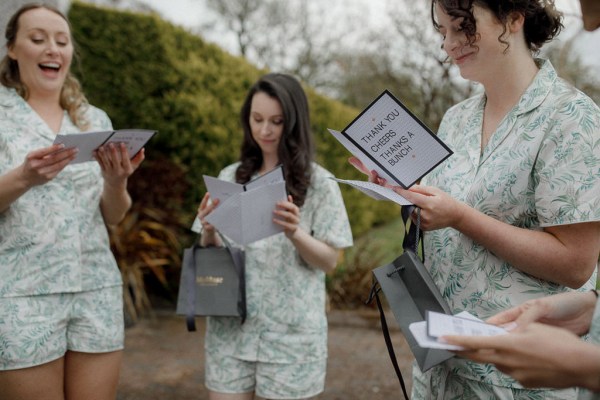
[
  {"left": 351, "top": 0, "right": 600, "bottom": 398},
  {"left": 433, "top": 5, "right": 600, "bottom": 398},
  {"left": 195, "top": 73, "right": 353, "bottom": 400},
  {"left": 0, "top": 4, "right": 144, "bottom": 399},
  {"left": 443, "top": 290, "right": 600, "bottom": 397}
]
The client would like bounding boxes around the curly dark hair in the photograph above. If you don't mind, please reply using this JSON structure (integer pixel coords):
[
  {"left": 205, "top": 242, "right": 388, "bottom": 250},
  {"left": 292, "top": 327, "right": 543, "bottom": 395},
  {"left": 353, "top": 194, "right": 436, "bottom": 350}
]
[
  {"left": 431, "top": 0, "right": 563, "bottom": 53},
  {"left": 236, "top": 73, "right": 314, "bottom": 207}
]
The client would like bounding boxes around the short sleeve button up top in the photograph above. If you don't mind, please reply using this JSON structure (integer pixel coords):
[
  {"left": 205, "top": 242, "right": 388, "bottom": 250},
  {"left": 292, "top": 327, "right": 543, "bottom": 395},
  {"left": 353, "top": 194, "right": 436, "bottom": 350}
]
[{"left": 0, "top": 86, "right": 121, "bottom": 297}]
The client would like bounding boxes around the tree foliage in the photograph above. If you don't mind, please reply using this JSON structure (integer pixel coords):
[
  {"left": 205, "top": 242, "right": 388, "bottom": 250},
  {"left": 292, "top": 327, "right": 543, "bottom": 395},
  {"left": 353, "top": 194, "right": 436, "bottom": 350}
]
[
  {"left": 203, "top": 0, "right": 357, "bottom": 92},
  {"left": 201, "top": 0, "right": 599, "bottom": 131},
  {"left": 544, "top": 35, "right": 600, "bottom": 105},
  {"left": 75, "top": 2, "right": 399, "bottom": 236}
]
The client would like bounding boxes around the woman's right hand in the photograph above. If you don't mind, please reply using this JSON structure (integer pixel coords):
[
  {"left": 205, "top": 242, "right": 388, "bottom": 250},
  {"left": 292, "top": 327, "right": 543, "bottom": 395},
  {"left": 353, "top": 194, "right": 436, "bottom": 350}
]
[
  {"left": 197, "top": 192, "right": 221, "bottom": 247},
  {"left": 19, "top": 144, "right": 78, "bottom": 187}
]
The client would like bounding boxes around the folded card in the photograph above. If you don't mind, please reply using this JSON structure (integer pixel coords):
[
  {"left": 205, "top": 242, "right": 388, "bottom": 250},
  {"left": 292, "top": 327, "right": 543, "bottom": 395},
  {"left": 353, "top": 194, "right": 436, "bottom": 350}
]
[
  {"left": 409, "top": 311, "right": 508, "bottom": 351},
  {"left": 330, "top": 177, "right": 411, "bottom": 205},
  {"left": 329, "top": 89, "right": 453, "bottom": 191},
  {"left": 193, "top": 166, "right": 287, "bottom": 246},
  {"left": 53, "top": 129, "right": 156, "bottom": 164}
]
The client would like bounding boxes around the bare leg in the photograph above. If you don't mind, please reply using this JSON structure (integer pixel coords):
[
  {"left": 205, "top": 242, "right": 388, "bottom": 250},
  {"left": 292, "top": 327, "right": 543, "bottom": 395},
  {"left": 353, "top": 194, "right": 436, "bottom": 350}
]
[
  {"left": 64, "top": 350, "right": 122, "bottom": 400},
  {"left": 0, "top": 357, "right": 65, "bottom": 400},
  {"left": 208, "top": 390, "right": 255, "bottom": 400}
]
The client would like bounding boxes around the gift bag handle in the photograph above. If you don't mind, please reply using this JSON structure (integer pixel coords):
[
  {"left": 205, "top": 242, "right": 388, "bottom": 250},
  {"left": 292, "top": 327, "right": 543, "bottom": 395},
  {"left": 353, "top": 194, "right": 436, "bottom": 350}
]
[
  {"left": 366, "top": 284, "right": 410, "bottom": 400},
  {"left": 401, "top": 205, "right": 423, "bottom": 259}
]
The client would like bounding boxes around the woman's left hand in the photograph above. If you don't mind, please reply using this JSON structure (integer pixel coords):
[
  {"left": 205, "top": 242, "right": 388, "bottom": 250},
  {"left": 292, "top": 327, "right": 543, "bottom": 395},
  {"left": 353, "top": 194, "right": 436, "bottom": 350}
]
[
  {"left": 393, "top": 184, "right": 466, "bottom": 231},
  {"left": 273, "top": 195, "right": 301, "bottom": 239},
  {"left": 95, "top": 142, "right": 145, "bottom": 187}
]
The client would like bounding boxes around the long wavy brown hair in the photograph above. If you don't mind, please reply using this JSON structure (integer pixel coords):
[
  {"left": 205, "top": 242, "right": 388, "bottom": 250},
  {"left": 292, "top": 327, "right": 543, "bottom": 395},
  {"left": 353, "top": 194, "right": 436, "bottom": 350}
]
[
  {"left": 431, "top": 0, "right": 563, "bottom": 53},
  {"left": 0, "top": 3, "right": 90, "bottom": 130},
  {"left": 236, "top": 73, "right": 314, "bottom": 207}
]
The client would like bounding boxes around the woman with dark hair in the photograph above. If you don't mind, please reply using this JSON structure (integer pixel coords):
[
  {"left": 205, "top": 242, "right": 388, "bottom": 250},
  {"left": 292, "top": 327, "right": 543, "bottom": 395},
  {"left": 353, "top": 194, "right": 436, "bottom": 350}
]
[
  {"left": 351, "top": 0, "right": 600, "bottom": 398},
  {"left": 195, "top": 73, "right": 353, "bottom": 400},
  {"left": 0, "top": 3, "right": 144, "bottom": 400}
]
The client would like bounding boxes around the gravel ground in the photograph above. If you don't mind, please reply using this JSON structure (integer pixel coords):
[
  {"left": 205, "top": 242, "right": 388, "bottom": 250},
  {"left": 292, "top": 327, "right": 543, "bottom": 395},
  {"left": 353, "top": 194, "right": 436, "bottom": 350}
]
[{"left": 117, "top": 309, "right": 414, "bottom": 400}]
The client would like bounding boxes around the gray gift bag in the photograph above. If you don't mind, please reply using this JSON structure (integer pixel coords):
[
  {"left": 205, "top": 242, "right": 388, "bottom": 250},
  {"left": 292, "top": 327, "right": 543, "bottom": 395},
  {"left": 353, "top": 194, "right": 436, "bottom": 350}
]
[
  {"left": 367, "top": 206, "right": 453, "bottom": 399},
  {"left": 176, "top": 236, "right": 246, "bottom": 331}
]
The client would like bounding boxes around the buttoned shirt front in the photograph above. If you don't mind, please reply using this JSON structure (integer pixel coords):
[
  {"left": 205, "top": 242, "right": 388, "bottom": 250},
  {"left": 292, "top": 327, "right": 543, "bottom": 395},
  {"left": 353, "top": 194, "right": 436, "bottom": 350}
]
[
  {"left": 0, "top": 86, "right": 121, "bottom": 297},
  {"left": 420, "top": 60, "right": 600, "bottom": 388}
]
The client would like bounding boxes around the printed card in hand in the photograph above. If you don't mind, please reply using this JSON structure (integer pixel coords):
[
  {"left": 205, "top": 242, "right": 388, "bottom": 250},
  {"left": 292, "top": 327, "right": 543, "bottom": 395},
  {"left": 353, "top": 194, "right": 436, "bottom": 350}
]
[
  {"left": 53, "top": 129, "right": 156, "bottom": 164},
  {"left": 328, "top": 128, "right": 412, "bottom": 206},
  {"left": 202, "top": 166, "right": 287, "bottom": 246},
  {"left": 409, "top": 311, "right": 508, "bottom": 351},
  {"left": 203, "top": 165, "right": 285, "bottom": 203},
  {"left": 330, "top": 177, "right": 412, "bottom": 205},
  {"left": 328, "top": 90, "right": 453, "bottom": 200}
]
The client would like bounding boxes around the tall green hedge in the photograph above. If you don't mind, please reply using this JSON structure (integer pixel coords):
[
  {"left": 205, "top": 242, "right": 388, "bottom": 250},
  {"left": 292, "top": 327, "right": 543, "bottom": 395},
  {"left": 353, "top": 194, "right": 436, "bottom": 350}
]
[{"left": 69, "top": 2, "right": 400, "bottom": 238}]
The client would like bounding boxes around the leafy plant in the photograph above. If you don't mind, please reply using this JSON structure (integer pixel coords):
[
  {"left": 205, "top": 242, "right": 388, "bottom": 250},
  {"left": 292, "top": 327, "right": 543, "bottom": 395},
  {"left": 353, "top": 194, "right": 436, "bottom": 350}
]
[
  {"left": 109, "top": 156, "right": 193, "bottom": 322},
  {"left": 328, "top": 237, "right": 385, "bottom": 309},
  {"left": 109, "top": 206, "right": 183, "bottom": 322},
  {"left": 328, "top": 216, "right": 406, "bottom": 309}
]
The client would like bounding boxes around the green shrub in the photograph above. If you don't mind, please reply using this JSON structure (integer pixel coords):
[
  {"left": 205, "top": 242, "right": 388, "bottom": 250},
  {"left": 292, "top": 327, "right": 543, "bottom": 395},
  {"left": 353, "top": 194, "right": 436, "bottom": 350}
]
[
  {"left": 69, "top": 3, "right": 403, "bottom": 313},
  {"left": 70, "top": 2, "right": 398, "bottom": 236}
]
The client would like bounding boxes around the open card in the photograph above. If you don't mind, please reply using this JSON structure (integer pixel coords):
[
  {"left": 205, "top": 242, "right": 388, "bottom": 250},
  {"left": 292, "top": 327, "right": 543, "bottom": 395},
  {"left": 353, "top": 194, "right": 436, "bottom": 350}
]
[
  {"left": 197, "top": 166, "right": 287, "bottom": 246},
  {"left": 409, "top": 311, "right": 508, "bottom": 351},
  {"left": 53, "top": 129, "right": 156, "bottom": 164},
  {"left": 330, "top": 90, "right": 452, "bottom": 189},
  {"left": 203, "top": 165, "right": 284, "bottom": 203}
]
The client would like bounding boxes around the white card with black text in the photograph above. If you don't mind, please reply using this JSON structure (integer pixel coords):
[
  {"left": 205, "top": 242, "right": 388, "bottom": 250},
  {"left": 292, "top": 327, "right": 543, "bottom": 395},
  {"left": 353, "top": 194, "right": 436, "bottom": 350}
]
[{"left": 338, "top": 90, "right": 452, "bottom": 188}]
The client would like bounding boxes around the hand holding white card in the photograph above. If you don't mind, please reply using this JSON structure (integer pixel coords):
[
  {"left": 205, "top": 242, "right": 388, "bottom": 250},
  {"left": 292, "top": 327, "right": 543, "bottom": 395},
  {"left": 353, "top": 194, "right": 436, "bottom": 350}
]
[
  {"left": 409, "top": 321, "right": 464, "bottom": 350},
  {"left": 53, "top": 129, "right": 156, "bottom": 164},
  {"left": 54, "top": 131, "right": 113, "bottom": 164},
  {"left": 203, "top": 175, "right": 243, "bottom": 202},
  {"left": 205, "top": 181, "right": 287, "bottom": 245},
  {"left": 196, "top": 166, "right": 287, "bottom": 245},
  {"left": 329, "top": 90, "right": 452, "bottom": 189},
  {"left": 409, "top": 311, "right": 508, "bottom": 351},
  {"left": 330, "top": 177, "right": 412, "bottom": 205},
  {"left": 328, "top": 128, "right": 396, "bottom": 184}
]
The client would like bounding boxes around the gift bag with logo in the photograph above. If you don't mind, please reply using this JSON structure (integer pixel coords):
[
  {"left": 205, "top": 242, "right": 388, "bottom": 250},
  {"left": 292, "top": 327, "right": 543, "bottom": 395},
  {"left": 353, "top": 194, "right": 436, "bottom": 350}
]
[
  {"left": 176, "top": 236, "right": 246, "bottom": 331},
  {"left": 366, "top": 206, "right": 453, "bottom": 399}
]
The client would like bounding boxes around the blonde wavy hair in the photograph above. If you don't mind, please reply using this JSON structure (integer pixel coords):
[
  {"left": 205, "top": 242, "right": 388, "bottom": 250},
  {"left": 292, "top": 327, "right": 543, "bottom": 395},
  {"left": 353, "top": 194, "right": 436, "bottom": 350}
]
[{"left": 0, "top": 3, "right": 90, "bottom": 130}]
